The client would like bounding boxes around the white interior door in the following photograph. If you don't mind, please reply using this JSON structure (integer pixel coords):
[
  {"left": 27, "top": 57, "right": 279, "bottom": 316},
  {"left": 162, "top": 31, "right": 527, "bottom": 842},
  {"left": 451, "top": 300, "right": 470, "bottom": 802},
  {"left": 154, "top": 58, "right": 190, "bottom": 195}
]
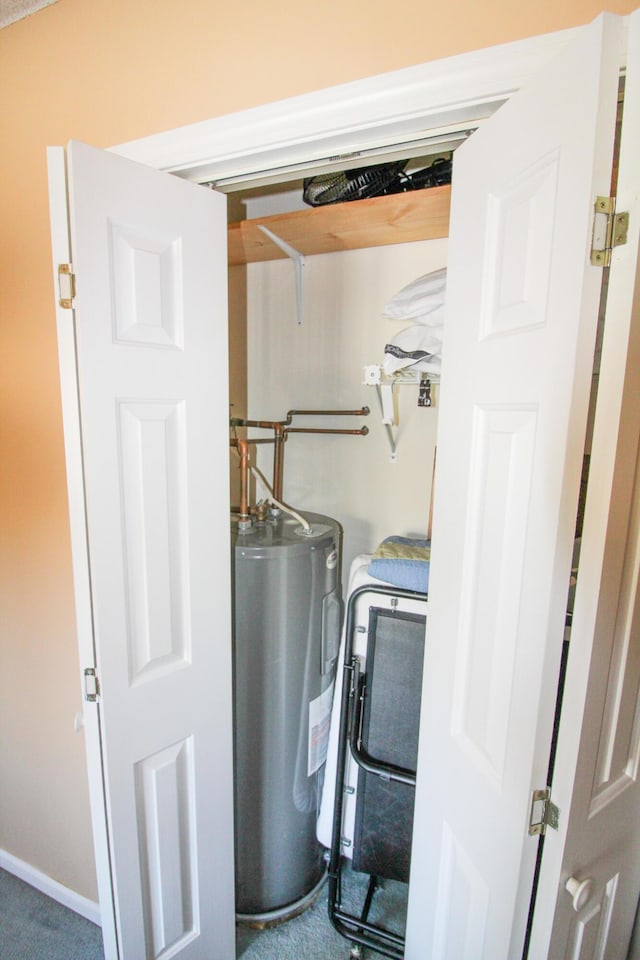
[
  {"left": 48, "top": 141, "right": 235, "bottom": 960},
  {"left": 546, "top": 321, "right": 640, "bottom": 959},
  {"left": 529, "top": 10, "right": 640, "bottom": 958},
  {"left": 405, "top": 14, "right": 624, "bottom": 959}
]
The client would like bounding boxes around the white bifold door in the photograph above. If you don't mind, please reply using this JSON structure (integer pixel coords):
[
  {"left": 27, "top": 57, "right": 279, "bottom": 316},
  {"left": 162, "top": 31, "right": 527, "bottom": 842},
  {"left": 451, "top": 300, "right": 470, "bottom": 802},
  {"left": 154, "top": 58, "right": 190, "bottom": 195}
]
[
  {"left": 49, "top": 9, "right": 640, "bottom": 960},
  {"left": 405, "top": 9, "right": 640, "bottom": 960},
  {"left": 48, "top": 142, "right": 236, "bottom": 959},
  {"left": 533, "top": 11, "right": 640, "bottom": 959}
]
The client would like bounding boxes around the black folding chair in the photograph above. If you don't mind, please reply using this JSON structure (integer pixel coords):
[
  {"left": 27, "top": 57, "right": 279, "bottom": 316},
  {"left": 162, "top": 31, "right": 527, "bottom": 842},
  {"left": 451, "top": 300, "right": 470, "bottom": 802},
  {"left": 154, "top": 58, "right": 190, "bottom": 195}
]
[{"left": 327, "top": 584, "right": 427, "bottom": 958}]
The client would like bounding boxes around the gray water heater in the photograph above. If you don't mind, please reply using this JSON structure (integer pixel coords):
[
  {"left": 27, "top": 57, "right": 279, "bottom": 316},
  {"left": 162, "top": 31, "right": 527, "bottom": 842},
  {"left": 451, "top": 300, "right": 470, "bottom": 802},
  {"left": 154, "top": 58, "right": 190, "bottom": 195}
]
[{"left": 231, "top": 510, "right": 342, "bottom": 922}]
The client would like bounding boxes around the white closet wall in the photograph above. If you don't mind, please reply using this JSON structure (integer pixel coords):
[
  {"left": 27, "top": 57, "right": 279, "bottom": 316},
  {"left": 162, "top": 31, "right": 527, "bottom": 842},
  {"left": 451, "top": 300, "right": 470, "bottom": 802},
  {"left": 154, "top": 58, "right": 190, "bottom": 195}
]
[{"left": 244, "top": 237, "right": 447, "bottom": 577}]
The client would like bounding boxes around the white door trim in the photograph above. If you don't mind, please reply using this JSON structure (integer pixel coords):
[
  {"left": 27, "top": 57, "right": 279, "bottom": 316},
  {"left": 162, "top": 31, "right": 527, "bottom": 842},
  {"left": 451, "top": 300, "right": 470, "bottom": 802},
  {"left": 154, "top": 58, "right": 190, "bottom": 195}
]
[
  {"left": 47, "top": 146, "right": 118, "bottom": 955},
  {"left": 111, "top": 27, "right": 582, "bottom": 185}
]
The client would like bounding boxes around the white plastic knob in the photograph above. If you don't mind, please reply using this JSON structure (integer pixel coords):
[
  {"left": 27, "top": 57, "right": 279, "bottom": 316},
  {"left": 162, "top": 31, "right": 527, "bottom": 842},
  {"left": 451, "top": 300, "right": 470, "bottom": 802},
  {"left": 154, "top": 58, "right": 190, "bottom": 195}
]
[{"left": 565, "top": 875, "right": 594, "bottom": 912}]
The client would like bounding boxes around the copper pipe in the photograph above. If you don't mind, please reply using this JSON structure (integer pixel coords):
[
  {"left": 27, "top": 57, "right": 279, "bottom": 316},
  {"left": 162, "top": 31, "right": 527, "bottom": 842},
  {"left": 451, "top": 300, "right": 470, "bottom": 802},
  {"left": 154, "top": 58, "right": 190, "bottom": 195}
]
[
  {"left": 231, "top": 436, "right": 279, "bottom": 500},
  {"left": 273, "top": 424, "right": 285, "bottom": 502},
  {"left": 285, "top": 407, "right": 369, "bottom": 422},
  {"left": 230, "top": 407, "right": 370, "bottom": 505},
  {"left": 230, "top": 437, "right": 275, "bottom": 447},
  {"left": 236, "top": 418, "right": 287, "bottom": 429},
  {"left": 284, "top": 426, "right": 369, "bottom": 436},
  {"left": 233, "top": 408, "right": 370, "bottom": 429},
  {"left": 236, "top": 438, "right": 250, "bottom": 524}
]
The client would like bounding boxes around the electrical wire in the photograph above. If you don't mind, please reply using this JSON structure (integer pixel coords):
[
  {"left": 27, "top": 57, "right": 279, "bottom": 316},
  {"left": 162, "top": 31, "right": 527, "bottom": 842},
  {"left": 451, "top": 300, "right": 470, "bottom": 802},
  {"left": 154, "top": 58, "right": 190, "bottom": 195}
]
[{"left": 249, "top": 465, "right": 312, "bottom": 533}]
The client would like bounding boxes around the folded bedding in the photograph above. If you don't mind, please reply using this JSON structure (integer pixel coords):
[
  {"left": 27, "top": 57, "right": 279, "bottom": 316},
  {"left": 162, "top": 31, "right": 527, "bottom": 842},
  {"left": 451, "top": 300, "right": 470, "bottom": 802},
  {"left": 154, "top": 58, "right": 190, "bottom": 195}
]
[
  {"left": 368, "top": 536, "right": 430, "bottom": 593},
  {"left": 383, "top": 345, "right": 442, "bottom": 377},
  {"left": 382, "top": 269, "right": 446, "bottom": 377},
  {"left": 382, "top": 268, "right": 447, "bottom": 325},
  {"left": 382, "top": 321, "right": 443, "bottom": 376}
]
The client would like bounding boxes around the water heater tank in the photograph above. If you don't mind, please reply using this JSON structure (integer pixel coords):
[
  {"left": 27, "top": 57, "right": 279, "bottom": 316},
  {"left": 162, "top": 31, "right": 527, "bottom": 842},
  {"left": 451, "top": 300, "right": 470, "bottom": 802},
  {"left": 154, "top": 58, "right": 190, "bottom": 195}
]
[{"left": 231, "top": 510, "right": 342, "bottom": 922}]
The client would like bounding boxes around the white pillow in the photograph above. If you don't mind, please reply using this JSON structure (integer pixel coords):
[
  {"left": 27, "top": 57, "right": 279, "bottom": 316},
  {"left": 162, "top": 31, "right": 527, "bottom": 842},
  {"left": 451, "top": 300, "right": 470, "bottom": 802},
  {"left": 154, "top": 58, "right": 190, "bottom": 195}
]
[
  {"left": 382, "top": 267, "right": 447, "bottom": 324},
  {"left": 385, "top": 324, "right": 442, "bottom": 356},
  {"left": 383, "top": 352, "right": 442, "bottom": 375},
  {"left": 383, "top": 323, "right": 443, "bottom": 376}
]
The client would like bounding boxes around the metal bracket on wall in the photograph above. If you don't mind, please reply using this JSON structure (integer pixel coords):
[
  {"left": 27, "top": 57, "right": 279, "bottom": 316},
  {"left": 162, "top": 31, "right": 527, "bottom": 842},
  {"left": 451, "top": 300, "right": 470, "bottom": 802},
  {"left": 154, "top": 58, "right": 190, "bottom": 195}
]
[
  {"left": 258, "top": 225, "right": 306, "bottom": 325},
  {"left": 363, "top": 364, "right": 438, "bottom": 462}
]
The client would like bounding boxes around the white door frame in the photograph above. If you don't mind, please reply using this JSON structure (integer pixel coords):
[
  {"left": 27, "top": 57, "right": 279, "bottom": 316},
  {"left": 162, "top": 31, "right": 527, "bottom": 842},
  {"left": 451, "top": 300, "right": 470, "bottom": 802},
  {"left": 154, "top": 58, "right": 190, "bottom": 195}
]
[
  {"left": 112, "top": 28, "right": 581, "bottom": 184},
  {"left": 76, "top": 16, "right": 599, "bottom": 941}
]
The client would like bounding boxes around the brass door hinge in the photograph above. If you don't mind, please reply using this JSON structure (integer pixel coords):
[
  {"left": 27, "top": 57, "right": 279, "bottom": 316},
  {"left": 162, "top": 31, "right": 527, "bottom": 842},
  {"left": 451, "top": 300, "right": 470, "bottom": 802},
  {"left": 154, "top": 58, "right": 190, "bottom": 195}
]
[
  {"left": 58, "top": 263, "right": 76, "bottom": 309},
  {"left": 528, "top": 787, "right": 560, "bottom": 836},
  {"left": 83, "top": 667, "right": 99, "bottom": 702},
  {"left": 591, "top": 196, "right": 629, "bottom": 267}
]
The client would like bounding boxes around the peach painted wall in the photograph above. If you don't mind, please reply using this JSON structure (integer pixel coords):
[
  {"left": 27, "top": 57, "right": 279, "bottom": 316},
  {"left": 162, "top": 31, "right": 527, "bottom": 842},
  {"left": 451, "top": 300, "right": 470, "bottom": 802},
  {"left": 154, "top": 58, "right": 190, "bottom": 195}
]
[{"left": 0, "top": 0, "right": 636, "bottom": 903}]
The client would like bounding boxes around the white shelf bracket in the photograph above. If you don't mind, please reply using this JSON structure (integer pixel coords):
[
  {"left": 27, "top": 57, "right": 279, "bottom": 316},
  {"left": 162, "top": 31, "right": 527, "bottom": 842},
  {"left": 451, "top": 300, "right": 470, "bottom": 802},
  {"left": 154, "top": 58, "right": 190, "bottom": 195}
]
[
  {"left": 364, "top": 364, "right": 438, "bottom": 462},
  {"left": 258, "top": 225, "right": 306, "bottom": 325},
  {"left": 375, "top": 382, "right": 398, "bottom": 463}
]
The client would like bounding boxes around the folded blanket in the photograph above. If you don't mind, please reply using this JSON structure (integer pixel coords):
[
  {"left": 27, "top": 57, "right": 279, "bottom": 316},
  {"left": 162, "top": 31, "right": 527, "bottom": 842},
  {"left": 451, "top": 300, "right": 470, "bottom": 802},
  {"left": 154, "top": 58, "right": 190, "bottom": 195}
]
[{"left": 368, "top": 536, "right": 430, "bottom": 593}]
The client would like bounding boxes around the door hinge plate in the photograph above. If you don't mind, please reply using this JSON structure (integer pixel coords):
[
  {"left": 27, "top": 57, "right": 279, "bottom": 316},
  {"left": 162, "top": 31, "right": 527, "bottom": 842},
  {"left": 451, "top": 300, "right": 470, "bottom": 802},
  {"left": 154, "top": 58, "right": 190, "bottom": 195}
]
[
  {"left": 528, "top": 787, "right": 560, "bottom": 836},
  {"left": 84, "top": 667, "right": 99, "bottom": 702},
  {"left": 591, "top": 196, "right": 629, "bottom": 267},
  {"left": 58, "top": 263, "right": 76, "bottom": 309}
]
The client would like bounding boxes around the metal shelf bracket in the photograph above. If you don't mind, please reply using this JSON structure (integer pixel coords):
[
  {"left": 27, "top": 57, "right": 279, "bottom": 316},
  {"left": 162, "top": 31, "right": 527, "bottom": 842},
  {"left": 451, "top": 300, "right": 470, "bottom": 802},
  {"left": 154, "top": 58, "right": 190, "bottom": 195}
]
[{"left": 258, "top": 225, "right": 306, "bottom": 325}]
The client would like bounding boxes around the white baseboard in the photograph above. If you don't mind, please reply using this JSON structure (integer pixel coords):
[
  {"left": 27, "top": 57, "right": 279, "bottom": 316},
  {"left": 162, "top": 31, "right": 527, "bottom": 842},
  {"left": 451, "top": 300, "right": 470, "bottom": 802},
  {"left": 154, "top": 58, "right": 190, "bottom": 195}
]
[{"left": 0, "top": 848, "right": 101, "bottom": 926}]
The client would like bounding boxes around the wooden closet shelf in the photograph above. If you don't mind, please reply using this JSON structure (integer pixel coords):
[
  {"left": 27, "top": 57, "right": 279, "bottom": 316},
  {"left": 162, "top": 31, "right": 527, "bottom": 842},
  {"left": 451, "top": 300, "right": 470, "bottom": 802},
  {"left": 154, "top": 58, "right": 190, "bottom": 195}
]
[{"left": 227, "top": 184, "right": 451, "bottom": 266}]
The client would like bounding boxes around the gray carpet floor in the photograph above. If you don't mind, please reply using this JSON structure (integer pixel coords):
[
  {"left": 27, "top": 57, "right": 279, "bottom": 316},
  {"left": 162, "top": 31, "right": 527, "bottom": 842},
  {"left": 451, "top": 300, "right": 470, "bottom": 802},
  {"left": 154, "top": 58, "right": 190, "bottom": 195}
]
[
  {"left": 0, "top": 868, "right": 104, "bottom": 960},
  {"left": 238, "top": 867, "right": 407, "bottom": 959},
  {"left": 0, "top": 863, "right": 407, "bottom": 959}
]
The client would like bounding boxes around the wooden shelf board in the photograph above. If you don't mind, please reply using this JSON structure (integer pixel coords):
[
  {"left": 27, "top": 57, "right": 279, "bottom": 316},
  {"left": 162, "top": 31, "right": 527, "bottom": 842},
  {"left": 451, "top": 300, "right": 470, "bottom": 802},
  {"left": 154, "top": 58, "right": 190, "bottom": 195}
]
[{"left": 227, "top": 184, "right": 451, "bottom": 266}]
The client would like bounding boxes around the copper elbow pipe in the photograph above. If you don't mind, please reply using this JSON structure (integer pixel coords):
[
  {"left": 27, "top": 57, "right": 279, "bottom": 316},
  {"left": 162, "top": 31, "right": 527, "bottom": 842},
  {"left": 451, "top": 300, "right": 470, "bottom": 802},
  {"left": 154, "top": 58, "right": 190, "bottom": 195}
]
[
  {"left": 234, "top": 417, "right": 287, "bottom": 430},
  {"left": 230, "top": 437, "right": 275, "bottom": 446},
  {"left": 231, "top": 407, "right": 370, "bottom": 507}
]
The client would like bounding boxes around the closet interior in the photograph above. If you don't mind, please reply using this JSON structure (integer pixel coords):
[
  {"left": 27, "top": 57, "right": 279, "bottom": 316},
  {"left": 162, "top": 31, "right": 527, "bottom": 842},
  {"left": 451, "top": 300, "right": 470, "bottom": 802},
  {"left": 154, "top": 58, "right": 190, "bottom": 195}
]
[
  {"left": 226, "top": 159, "right": 450, "bottom": 575},
  {"left": 224, "top": 156, "right": 452, "bottom": 958}
]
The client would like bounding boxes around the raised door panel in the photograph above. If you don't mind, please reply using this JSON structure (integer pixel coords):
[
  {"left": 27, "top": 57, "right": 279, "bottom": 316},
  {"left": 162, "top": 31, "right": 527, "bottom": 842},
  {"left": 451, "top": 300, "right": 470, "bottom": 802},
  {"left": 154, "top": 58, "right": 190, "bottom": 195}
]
[
  {"left": 531, "top": 10, "right": 640, "bottom": 956},
  {"left": 404, "top": 14, "right": 622, "bottom": 958},
  {"left": 63, "top": 140, "right": 235, "bottom": 960}
]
